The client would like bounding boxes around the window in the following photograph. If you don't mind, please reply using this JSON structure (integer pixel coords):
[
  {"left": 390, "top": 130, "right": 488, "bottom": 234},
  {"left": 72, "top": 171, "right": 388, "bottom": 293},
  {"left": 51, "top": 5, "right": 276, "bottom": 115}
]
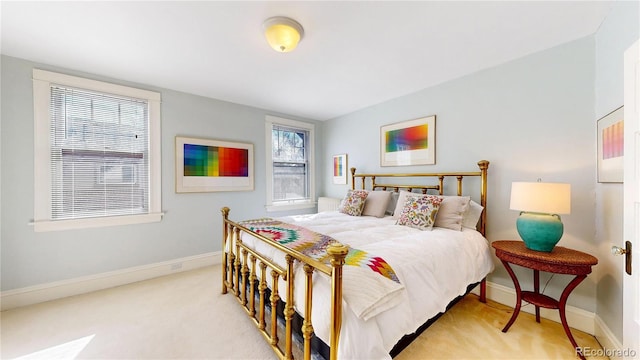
[
  {"left": 265, "top": 116, "right": 315, "bottom": 211},
  {"left": 33, "top": 69, "right": 162, "bottom": 231}
]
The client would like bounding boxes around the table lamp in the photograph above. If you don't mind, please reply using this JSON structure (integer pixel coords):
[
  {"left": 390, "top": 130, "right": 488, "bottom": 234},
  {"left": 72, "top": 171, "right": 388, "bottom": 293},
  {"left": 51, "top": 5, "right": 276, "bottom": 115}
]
[{"left": 509, "top": 181, "right": 571, "bottom": 252}]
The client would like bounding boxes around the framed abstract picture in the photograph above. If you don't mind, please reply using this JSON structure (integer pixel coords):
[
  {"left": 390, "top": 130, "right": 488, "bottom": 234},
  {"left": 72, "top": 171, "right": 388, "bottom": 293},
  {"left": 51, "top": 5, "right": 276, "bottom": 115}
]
[
  {"left": 175, "top": 136, "right": 254, "bottom": 192},
  {"left": 380, "top": 115, "right": 435, "bottom": 166},
  {"left": 332, "top": 153, "right": 348, "bottom": 184},
  {"left": 597, "top": 106, "right": 624, "bottom": 183}
]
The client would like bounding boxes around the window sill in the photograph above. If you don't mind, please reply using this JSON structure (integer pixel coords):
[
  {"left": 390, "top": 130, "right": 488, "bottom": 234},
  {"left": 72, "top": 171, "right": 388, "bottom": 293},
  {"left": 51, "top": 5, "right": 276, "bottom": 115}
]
[
  {"left": 266, "top": 202, "right": 316, "bottom": 213},
  {"left": 32, "top": 213, "right": 164, "bottom": 232}
]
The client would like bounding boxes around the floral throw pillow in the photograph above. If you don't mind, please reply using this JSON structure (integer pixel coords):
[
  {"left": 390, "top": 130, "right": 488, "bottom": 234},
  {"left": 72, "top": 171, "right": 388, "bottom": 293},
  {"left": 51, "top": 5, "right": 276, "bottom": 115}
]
[
  {"left": 338, "top": 190, "right": 369, "bottom": 216},
  {"left": 396, "top": 195, "right": 443, "bottom": 230}
]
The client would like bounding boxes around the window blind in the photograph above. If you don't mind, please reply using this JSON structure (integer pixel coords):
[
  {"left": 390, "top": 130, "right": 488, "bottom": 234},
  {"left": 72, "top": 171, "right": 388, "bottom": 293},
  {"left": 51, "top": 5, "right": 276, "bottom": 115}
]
[{"left": 49, "top": 85, "right": 150, "bottom": 220}]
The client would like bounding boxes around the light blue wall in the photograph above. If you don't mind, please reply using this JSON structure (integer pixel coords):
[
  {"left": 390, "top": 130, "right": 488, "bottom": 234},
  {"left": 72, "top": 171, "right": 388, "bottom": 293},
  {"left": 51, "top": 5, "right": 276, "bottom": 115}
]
[
  {"left": 594, "top": 0, "right": 639, "bottom": 343},
  {"left": 0, "top": 55, "right": 323, "bottom": 291},
  {"left": 321, "top": 37, "right": 598, "bottom": 311}
]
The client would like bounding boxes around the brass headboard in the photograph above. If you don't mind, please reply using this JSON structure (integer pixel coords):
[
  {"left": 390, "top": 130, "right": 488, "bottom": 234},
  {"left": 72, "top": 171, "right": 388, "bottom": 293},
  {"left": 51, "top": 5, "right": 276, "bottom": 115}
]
[{"left": 350, "top": 160, "right": 490, "bottom": 235}]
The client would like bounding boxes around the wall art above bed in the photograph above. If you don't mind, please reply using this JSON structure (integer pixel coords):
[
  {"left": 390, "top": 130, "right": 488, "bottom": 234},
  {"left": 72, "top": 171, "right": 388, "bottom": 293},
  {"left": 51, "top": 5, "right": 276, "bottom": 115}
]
[
  {"left": 380, "top": 115, "right": 436, "bottom": 166},
  {"left": 175, "top": 136, "right": 254, "bottom": 193}
]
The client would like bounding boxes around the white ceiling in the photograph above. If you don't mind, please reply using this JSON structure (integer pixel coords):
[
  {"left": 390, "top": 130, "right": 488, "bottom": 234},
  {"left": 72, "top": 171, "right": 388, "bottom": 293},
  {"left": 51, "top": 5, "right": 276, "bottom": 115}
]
[{"left": 1, "top": 1, "right": 612, "bottom": 121}]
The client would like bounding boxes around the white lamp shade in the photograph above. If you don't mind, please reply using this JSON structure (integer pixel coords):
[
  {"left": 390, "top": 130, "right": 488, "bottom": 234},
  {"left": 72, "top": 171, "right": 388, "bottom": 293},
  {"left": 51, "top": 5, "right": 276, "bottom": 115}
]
[{"left": 510, "top": 182, "right": 571, "bottom": 215}]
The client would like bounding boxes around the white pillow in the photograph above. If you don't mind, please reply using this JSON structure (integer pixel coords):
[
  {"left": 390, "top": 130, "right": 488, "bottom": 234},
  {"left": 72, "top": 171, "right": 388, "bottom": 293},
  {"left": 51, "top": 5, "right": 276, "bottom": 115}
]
[
  {"left": 434, "top": 196, "right": 471, "bottom": 231},
  {"left": 462, "top": 200, "right": 484, "bottom": 229},
  {"left": 362, "top": 190, "right": 392, "bottom": 218}
]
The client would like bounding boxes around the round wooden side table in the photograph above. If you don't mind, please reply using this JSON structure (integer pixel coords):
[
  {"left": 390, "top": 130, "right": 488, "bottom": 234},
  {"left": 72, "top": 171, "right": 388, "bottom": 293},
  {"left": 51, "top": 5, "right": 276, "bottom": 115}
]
[{"left": 492, "top": 240, "right": 598, "bottom": 360}]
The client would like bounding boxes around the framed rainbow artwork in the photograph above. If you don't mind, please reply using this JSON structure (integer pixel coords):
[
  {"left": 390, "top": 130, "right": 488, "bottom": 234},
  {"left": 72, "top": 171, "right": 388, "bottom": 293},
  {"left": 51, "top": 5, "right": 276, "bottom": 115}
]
[
  {"left": 175, "top": 136, "right": 254, "bottom": 192},
  {"left": 597, "top": 106, "right": 624, "bottom": 183},
  {"left": 333, "top": 153, "right": 348, "bottom": 184},
  {"left": 380, "top": 115, "right": 435, "bottom": 166}
]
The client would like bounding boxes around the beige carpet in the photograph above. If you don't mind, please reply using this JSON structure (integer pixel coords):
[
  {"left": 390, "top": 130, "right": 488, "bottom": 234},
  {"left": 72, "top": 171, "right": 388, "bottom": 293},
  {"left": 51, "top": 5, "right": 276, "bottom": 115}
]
[{"left": 1, "top": 266, "right": 606, "bottom": 359}]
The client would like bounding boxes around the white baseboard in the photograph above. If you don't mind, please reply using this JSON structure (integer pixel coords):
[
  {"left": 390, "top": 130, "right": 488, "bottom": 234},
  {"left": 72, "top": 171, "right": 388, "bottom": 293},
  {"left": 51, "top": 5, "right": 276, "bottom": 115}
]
[
  {"left": 1, "top": 251, "right": 221, "bottom": 311},
  {"left": 594, "top": 315, "right": 624, "bottom": 360},
  {"left": 472, "top": 281, "right": 595, "bottom": 335}
]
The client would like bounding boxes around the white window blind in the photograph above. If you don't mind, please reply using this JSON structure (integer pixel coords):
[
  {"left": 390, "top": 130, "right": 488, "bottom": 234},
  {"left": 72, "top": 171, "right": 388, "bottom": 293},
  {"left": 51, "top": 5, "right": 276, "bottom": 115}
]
[
  {"left": 49, "top": 86, "right": 150, "bottom": 220},
  {"left": 33, "top": 69, "right": 162, "bottom": 231}
]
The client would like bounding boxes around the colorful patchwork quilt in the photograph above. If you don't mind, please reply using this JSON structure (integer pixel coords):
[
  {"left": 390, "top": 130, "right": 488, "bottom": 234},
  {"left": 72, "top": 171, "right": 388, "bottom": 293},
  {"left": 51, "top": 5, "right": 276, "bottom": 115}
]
[{"left": 238, "top": 218, "right": 405, "bottom": 320}]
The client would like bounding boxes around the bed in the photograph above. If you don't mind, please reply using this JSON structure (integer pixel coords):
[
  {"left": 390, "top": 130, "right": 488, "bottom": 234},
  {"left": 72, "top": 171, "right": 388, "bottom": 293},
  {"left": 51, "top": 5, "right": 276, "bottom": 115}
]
[{"left": 220, "top": 160, "right": 493, "bottom": 360}]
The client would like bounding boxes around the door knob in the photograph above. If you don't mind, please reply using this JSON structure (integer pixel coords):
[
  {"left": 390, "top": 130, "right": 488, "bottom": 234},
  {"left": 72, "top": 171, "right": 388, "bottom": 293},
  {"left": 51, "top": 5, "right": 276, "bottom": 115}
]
[
  {"left": 611, "top": 241, "right": 632, "bottom": 275},
  {"left": 611, "top": 245, "right": 627, "bottom": 255}
]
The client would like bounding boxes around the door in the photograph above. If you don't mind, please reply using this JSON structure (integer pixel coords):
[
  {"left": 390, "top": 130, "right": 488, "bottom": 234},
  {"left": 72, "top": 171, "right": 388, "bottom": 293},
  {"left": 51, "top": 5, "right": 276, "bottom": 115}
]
[{"left": 623, "top": 38, "right": 640, "bottom": 359}]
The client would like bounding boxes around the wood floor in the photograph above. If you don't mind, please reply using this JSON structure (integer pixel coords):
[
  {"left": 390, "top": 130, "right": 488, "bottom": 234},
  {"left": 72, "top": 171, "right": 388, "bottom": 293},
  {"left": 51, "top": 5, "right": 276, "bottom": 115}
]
[
  {"left": 0, "top": 265, "right": 606, "bottom": 359},
  {"left": 395, "top": 294, "right": 606, "bottom": 359}
]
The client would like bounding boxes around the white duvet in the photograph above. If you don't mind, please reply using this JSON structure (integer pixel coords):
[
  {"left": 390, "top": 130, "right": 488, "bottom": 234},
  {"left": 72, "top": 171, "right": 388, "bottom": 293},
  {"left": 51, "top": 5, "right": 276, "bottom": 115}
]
[{"left": 236, "top": 211, "right": 494, "bottom": 360}]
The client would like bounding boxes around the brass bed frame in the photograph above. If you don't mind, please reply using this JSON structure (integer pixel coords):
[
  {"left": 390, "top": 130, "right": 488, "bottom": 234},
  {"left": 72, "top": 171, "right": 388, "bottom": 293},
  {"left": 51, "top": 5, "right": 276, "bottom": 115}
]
[{"left": 220, "top": 160, "right": 489, "bottom": 360}]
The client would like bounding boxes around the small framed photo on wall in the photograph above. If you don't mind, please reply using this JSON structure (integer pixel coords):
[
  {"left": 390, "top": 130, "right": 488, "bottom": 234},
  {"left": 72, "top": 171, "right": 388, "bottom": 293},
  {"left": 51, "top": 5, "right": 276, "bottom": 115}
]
[
  {"left": 332, "top": 153, "right": 348, "bottom": 185},
  {"left": 597, "top": 106, "right": 624, "bottom": 183}
]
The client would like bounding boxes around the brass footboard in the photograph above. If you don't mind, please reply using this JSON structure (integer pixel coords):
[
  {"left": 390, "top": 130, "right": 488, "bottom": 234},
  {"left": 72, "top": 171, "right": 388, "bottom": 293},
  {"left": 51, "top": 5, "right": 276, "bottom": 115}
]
[{"left": 221, "top": 207, "right": 348, "bottom": 360}]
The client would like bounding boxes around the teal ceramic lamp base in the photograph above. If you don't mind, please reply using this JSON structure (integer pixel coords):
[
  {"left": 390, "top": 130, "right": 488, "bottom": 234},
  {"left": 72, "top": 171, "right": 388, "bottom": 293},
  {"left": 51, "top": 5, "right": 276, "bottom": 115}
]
[{"left": 516, "top": 212, "right": 564, "bottom": 252}]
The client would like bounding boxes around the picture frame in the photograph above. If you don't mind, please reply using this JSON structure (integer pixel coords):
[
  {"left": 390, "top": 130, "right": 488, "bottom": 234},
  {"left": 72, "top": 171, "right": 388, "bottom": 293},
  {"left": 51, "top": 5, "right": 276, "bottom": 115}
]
[
  {"left": 597, "top": 106, "right": 624, "bottom": 183},
  {"left": 175, "top": 136, "right": 254, "bottom": 193},
  {"left": 332, "top": 153, "right": 348, "bottom": 185},
  {"left": 380, "top": 115, "right": 436, "bottom": 166}
]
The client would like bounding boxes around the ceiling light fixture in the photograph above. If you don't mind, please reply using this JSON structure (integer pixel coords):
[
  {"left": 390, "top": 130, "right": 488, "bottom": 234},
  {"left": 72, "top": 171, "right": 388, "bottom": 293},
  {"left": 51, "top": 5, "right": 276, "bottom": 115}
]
[{"left": 263, "top": 16, "right": 304, "bottom": 53}]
